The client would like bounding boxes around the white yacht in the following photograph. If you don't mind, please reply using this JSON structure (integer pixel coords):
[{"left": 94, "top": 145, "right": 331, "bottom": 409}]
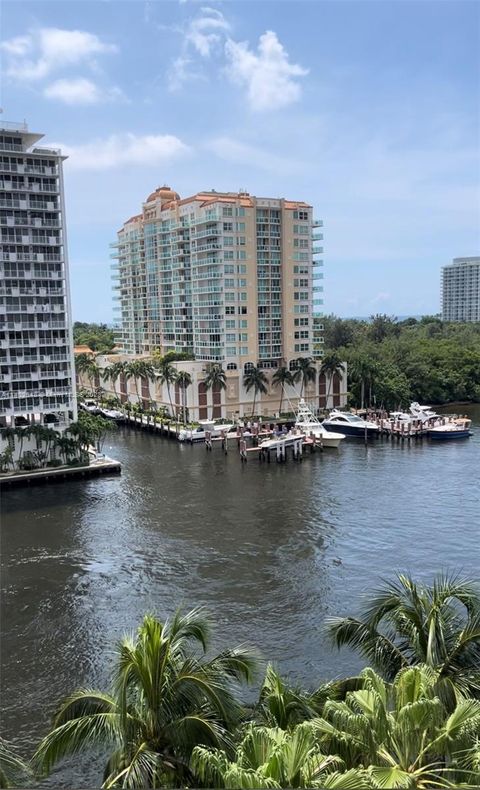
[
  {"left": 322, "top": 409, "right": 380, "bottom": 437},
  {"left": 178, "top": 420, "right": 234, "bottom": 443},
  {"left": 295, "top": 400, "right": 345, "bottom": 448}
]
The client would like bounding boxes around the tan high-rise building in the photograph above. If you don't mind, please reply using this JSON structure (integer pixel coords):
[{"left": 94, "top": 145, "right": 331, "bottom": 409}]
[{"left": 111, "top": 187, "right": 324, "bottom": 372}]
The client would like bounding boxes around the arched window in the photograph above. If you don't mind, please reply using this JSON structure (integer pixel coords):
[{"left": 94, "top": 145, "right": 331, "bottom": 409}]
[
  {"left": 227, "top": 362, "right": 237, "bottom": 370},
  {"left": 244, "top": 362, "right": 254, "bottom": 373}
]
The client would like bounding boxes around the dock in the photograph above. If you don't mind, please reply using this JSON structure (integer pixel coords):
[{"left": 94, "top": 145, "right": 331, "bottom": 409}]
[{"left": 0, "top": 456, "right": 121, "bottom": 488}]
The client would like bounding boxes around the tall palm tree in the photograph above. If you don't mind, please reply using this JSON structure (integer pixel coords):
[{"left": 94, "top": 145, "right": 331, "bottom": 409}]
[
  {"left": 33, "top": 610, "right": 257, "bottom": 789},
  {"left": 103, "top": 361, "right": 127, "bottom": 400},
  {"left": 192, "top": 722, "right": 367, "bottom": 789},
  {"left": 349, "top": 354, "right": 378, "bottom": 409},
  {"left": 327, "top": 572, "right": 480, "bottom": 704},
  {"left": 243, "top": 366, "right": 268, "bottom": 417},
  {"left": 271, "top": 367, "right": 294, "bottom": 416},
  {"left": 203, "top": 364, "right": 227, "bottom": 420},
  {"left": 293, "top": 357, "right": 316, "bottom": 398},
  {"left": 125, "top": 360, "right": 155, "bottom": 406},
  {"left": 319, "top": 353, "right": 344, "bottom": 409},
  {"left": 155, "top": 359, "right": 178, "bottom": 417},
  {"left": 176, "top": 371, "right": 192, "bottom": 424},
  {"left": 313, "top": 664, "right": 480, "bottom": 788}
]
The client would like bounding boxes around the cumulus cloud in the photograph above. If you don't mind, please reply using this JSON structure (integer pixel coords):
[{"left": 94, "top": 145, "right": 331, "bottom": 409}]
[
  {"left": 57, "top": 132, "right": 190, "bottom": 170},
  {"left": 167, "top": 7, "right": 230, "bottom": 90},
  {"left": 1, "top": 27, "right": 117, "bottom": 81},
  {"left": 44, "top": 77, "right": 125, "bottom": 105},
  {"left": 225, "top": 30, "right": 308, "bottom": 111}
]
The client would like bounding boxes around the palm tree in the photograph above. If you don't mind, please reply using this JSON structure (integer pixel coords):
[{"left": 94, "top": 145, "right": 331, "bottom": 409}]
[
  {"left": 176, "top": 371, "right": 192, "bottom": 424},
  {"left": 103, "top": 361, "right": 127, "bottom": 400},
  {"left": 348, "top": 354, "right": 379, "bottom": 409},
  {"left": 125, "top": 360, "right": 155, "bottom": 406},
  {"left": 0, "top": 738, "right": 33, "bottom": 788},
  {"left": 243, "top": 366, "right": 268, "bottom": 417},
  {"left": 254, "top": 664, "right": 317, "bottom": 730},
  {"left": 320, "top": 353, "right": 344, "bottom": 409},
  {"left": 192, "top": 722, "right": 367, "bottom": 789},
  {"left": 327, "top": 572, "right": 480, "bottom": 704},
  {"left": 272, "top": 367, "right": 294, "bottom": 416},
  {"left": 313, "top": 664, "right": 480, "bottom": 788},
  {"left": 203, "top": 364, "right": 227, "bottom": 420},
  {"left": 155, "top": 359, "right": 178, "bottom": 418},
  {"left": 33, "top": 609, "right": 257, "bottom": 789},
  {"left": 293, "top": 357, "right": 316, "bottom": 398}
]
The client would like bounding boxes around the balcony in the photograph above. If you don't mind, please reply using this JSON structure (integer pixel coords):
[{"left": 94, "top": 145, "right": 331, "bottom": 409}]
[{"left": 312, "top": 219, "right": 323, "bottom": 228}]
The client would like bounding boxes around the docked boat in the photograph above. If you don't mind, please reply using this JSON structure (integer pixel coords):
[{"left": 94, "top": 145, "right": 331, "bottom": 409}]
[
  {"left": 322, "top": 409, "right": 380, "bottom": 437},
  {"left": 428, "top": 418, "right": 472, "bottom": 441},
  {"left": 295, "top": 400, "right": 345, "bottom": 448},
  {"left": 178, "top": 420, "right": 234, "bottom": 443},
  {"left": 258, "top": 429, "right": 305, "bottom": 451},
  {"left": 99, "top": 407, "right": 125, "bottom": 422}
]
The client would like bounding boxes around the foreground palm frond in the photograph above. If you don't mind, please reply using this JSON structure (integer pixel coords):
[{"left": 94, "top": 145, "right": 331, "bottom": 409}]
[
  {"left": 33, "top": 609, "right": 258, "bottom": 788},
  {"left": 326, "top": 572, "right": 480, "bottom": 701},
  {"left": 0, "top": 739, "right": 33, "bottom": 789}
]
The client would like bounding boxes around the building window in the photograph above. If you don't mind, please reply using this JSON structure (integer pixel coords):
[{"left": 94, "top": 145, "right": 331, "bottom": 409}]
[
  {"left": 244, "top": 362, "right": 254, "bottom": 372},
  {"left": 226, "top": 347, "right": 237, "bottom": 356},
  {"left": 238, "top": 278, "right": 247, "bottom": 287},
  {"left": 236, "top": 207, "right": 246, "bottom": 217},
  {"left": 227, "top": 362, "right": 237, "bottom": 370},
  {"left": 226, "top": 333, "right": 236, "bottom": 342},
  {"left": 223, "top": 206, "right": 233, "bottom": 217},
  {"left": 226, "top": 319, "right": 236, "bottom": 329},
  {"left": 225, "top": 306, "right": 235, "bottom": 315},
  {"left": 240, "top": 319, "right": 248, "bottom": 328},
  {"left": 237, "top": 264, "right": 247, "bottom": 273},
  {"left": 238, "top": 306, "right": 247, "bottom": 314},
  {"left": 224, "top": 237, "right": 234, "bottom": 246},
  {"left": 239, "top": 292, "right": 247, "bottom": 301},
  {"left": 223, "top": 222, "right": 233, "bottom": 231},
  {"left": 224, "top": 265, "right": 234, "bottom": 273},
  {"left": 239, "top": 333, "right": 248, "bottom": 341},
  {"left": 225, "top": 292, "right": 235, "bottom": 302},
  {"left": 225, "top": 278, "right": 235, "bottom": 287},
  {"left": 237, "top": 251, "right": 246, "bottom": 260},
  {"left": 224, "top": 251, "right": 234, "bottom": 260}
]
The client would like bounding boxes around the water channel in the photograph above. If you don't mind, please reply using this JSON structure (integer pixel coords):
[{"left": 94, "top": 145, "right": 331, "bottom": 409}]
[{"left": 1, "top": 404, "right": 479, "bottom": 787}]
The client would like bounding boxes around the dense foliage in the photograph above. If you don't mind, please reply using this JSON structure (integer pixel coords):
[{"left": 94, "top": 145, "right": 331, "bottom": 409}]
[
  {"left": 73, "top": 322, "right": 116, "bottom": 354},
  {"left": 317, "top": 314, "right": 480, "bottom": 408},
  {"left": 18, "top": 573, "right": 480, "bottom": 789}
]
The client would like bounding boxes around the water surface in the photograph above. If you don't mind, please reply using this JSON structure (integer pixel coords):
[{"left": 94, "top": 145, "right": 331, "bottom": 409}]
[{"left": 2, "top": 404, "right": 479, "bottom": 786}]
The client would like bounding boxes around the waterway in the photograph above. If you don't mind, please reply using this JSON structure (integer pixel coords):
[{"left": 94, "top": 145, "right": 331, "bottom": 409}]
[{"left": 1, "top": 405, "right": 480, "bottom": 787}]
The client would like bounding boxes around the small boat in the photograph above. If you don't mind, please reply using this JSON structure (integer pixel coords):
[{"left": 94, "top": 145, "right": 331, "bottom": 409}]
[
  {"left": 178, "top": 420, "right": 234, "bottom": 443},
  {"left": 99, "top": 408, "right": 125, "bottom": 422},
  {"left": 80, "top": 399, "right": 101, "bottom": 415},
  {"left": 428, "top": 419, "right": 472, "bottom": 441},
  {"left": 295, "top": 400, "right": 345, "bottom": 448},
  {"left": 258, "top": 429, "right": 305, "bottom": 451},
  {"left": 322, "top": 409, "right": 380, "bottom": 437}
]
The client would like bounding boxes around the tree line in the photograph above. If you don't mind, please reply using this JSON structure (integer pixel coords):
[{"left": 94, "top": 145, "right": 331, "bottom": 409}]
[
  {"left": 317, "top": 314, "right": 480, "bottom": 409},
  {"left": 1, "top": 572, "right": 479, "bottom": 788}
]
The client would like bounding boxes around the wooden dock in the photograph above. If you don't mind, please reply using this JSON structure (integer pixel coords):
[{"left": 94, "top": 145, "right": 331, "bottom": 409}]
[{"left": 0, "top": 457, "right": 121, "bottom": 488}]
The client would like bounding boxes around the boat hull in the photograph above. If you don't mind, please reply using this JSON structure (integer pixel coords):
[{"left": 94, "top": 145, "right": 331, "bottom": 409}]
[
  {"left": 428, "top": 430, "right": 472, "bottom": 440},
  {"left": 322, "top": 421, "right": 379, "bottom": 438}
]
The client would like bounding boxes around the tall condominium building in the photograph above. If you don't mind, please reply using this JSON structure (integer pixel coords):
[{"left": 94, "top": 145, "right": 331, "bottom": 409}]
[
  {"left": 0, "top": 121, "right": 77, "bottom": 425},
  {"left": 112, "top": 187, "right": 324, "bottom": 370},
  {"left": 442, "top": 256, "right": 480, "bottom": 323}
]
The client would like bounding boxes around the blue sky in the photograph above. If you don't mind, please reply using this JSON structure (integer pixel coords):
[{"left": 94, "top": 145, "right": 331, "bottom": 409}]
[{"left": 2, "top": 0, "right": 479, "bottom": 322}]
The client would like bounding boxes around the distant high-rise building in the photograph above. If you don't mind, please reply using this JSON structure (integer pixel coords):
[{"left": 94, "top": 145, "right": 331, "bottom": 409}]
[
  {"left": 111, "top": 187, "right": 324, "bottom": 370},
  {"left": 0, "top": 121, "right": 77, "bottom": 425},
  {"left": 442, "top": 256, "right": 480, "bottom": 322}
]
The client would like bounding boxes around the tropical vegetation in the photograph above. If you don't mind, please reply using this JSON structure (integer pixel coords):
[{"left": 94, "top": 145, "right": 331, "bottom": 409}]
[
  {"left": 73, "top": 322, "right": 116, "bottom": 354},
  {"left": 318, "top": 314, "right": 480, "bottom": 407},
  {"left": 7, "top": 572, "right": 477, "bottom": 789}
]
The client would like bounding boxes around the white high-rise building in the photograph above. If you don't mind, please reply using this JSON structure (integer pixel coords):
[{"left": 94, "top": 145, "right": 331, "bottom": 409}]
[
  {"left": 0, "top": 121, "right": 77, "bottom": 426},
  {"left": 441, "top": 256, "right": 480, "bottom": 323}
]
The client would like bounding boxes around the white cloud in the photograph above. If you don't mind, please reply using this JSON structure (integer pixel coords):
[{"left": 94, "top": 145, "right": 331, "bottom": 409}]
[
  {"left": 225, "top": 30, "right": 308, "bottom": 111},
  {"left": 1, "top": 27, "right": 117, "bottom": 81},
  {"left": 44, "top": 77, "right": 125, "bottom": 105},
  {"left": 57, "top": 132, "right": 190, "bottom": 170},
  {"left": 167, "top": 8, "right": 229, "bottom": 90}
]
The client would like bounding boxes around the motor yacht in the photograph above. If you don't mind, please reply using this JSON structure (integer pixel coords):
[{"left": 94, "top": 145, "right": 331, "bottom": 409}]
[
  {"left": 428, "top": 418, "right": 472, "bottom": 440},
  {"left": 178, "top": 420, "right": 234, "bottom": 443},
  {"left": 322, "top": 409, "right": 380, "bottom": 437},
  {"left": 295, "top": 400, "right": 345, "bottom": 448}
]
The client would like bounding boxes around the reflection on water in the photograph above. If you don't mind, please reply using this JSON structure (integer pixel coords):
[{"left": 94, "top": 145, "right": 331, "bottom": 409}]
[{"left": 1, "top": 405, "right": 479, "bottom": 787}]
